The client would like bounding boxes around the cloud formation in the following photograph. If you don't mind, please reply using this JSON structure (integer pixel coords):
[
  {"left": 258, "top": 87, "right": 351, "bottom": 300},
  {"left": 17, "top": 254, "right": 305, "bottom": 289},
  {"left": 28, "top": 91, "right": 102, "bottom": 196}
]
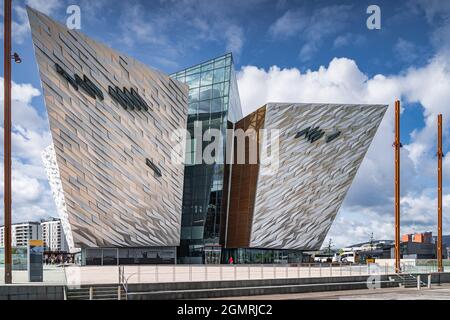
[
  {"left": 0, "top": 77, "right": 55, "bottom": 223},
  {"left": 269, "top": 5, "right": 353, "bottom": 61}
]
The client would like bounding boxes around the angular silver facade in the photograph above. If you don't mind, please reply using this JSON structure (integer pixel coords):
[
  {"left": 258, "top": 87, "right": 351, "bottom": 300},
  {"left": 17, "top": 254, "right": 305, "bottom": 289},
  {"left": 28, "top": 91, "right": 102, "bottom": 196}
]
[
  {"left": 249, "top": 103, "right": 387, "bottom": 250},
  {"left": 29, "top": 8, "right": 188, "bottom": 248}
]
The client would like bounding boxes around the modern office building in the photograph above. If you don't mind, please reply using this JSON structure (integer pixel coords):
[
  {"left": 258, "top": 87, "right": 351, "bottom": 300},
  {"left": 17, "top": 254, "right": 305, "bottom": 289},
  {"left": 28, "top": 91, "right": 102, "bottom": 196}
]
[
  {"left": 223, "top": 103, "right": 387, "bottom": 263},
  {"left": 29, "top": 7, "right": 188, "bottom": 265},
  {"left": 0, "top": 222, "right": 42, "bottom": 247},
  {"left": 29, "top": 8, "right": 387, "bottom": 265},
  {"left": 171, "top": 54, "right": 243, "bottom": 264},
  {"left": 41, "top": 219, "right": 69, "bottom": 252}
]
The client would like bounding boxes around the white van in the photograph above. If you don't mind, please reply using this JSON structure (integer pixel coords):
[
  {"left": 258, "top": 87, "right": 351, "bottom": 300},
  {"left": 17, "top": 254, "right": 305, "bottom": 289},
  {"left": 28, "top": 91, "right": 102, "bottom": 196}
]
[{"left": 339, "top": 252, "right": 359, "bottom": 264}]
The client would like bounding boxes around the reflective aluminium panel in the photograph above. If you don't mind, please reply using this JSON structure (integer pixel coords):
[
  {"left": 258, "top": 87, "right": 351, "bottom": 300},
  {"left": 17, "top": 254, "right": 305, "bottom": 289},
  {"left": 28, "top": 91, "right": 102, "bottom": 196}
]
[
  {"left": 251, "top": 103, "right": 387, "bottom": 250},
  {"left": 28, "top": 7, "right": 188, "bottom": 249}
]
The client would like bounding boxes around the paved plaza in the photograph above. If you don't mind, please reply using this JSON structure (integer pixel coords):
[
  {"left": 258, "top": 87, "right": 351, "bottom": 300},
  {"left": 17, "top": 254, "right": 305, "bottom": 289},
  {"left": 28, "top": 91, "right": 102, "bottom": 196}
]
[{"left": 216, "top": 284, "right": 450, "bottom": 300}]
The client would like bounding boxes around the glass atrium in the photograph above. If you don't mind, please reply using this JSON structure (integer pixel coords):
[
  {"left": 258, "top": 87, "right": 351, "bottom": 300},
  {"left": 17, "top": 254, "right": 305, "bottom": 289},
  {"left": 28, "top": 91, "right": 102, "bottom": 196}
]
[{"left": 171, "top": 53, "right": 243, "bottom": 264}]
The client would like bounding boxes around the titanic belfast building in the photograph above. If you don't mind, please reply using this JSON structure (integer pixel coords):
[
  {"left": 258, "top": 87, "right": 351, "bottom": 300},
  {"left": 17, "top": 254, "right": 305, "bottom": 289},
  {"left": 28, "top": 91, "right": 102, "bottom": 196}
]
[{"left": 29, "top": 8, "right": 387, "bottom": 265}]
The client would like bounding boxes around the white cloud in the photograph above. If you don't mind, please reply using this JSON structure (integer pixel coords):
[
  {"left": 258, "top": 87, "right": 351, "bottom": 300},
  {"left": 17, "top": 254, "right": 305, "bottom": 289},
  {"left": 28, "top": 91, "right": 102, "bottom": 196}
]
[
  {"left": 394, "top": 38, "right": 419, "bottom": 63},
  {"left": 268, "top": 9, "right": 307, "bottom": 38},
  {"left": 25, "top": 0, "right": 62, "bottom": 15},
  {"left": 0, "top": 78, "right": 56, "bottom": 223},
  {"left": 0, "top": 0, "right": 62, "bottom": 44},
  {"left": 224, "top": 25, "right": 244, "bottom": 57},
  {"left": 117, "top": 0, "right": 253, "bottom": 63},
  {"left": 333, "top": 33, "right": 366, "bottom": 49},
  {"left": 268, "top": 5, "right": 353, "bottom": 61}
]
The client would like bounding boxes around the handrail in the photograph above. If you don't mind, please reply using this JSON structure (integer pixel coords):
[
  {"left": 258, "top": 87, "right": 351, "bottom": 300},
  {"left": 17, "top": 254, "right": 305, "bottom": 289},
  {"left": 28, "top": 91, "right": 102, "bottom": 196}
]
[{"left": 119, "top": 266, "right": 130, "bottom": 300}]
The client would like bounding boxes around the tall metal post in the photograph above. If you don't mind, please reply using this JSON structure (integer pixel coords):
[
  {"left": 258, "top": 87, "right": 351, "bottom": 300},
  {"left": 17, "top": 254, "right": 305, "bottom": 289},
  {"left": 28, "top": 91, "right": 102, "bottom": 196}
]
[
  {"left": 437, "top": 114, "right": 444, "bottom": 273},
  {"left": 4, "top": 0, "right": 13, "bottom": 285},
  {"left": 394, "top": 100, "right": 401, "bottom": 274}
]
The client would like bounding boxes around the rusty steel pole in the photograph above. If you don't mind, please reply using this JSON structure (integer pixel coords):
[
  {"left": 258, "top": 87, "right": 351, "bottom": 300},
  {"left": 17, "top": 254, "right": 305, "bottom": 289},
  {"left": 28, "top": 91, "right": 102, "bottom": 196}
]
[
  {"left": 4, "top": 0, "right": 13, "bottom": 284},
  {"left": 394, "top": 100, "right": 401, "bottom": 274},
  {"left": 437, "top": 114, "right": 443, "bottom": 273}
]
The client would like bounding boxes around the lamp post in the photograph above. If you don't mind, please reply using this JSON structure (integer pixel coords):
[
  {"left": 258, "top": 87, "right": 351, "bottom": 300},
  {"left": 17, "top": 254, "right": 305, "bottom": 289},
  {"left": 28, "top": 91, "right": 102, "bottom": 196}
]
[
  {"left": 437, "top": 114, "right": 443, "bottom": 273},
  {"left": 393, "top": 100, "right": 402, "bottom": 274},
  {"left": 4, "top": 0, "right": 13, "bottom": 284}
]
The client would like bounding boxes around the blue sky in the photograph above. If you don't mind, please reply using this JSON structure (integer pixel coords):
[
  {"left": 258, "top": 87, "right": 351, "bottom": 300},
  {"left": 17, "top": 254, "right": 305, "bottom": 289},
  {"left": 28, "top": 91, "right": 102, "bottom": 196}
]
[{"left": 1, "top": 0, "right": 450, "bottom": 247}]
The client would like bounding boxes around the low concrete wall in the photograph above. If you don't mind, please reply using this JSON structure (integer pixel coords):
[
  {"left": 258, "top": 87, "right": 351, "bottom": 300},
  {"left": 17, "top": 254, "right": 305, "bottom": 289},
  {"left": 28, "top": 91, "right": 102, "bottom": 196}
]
[
  {"left": 1, "top": 273, "right": 449, "bottom": 300},
  {"left": 124, "top": 273, "right": 450, "bottom": 300},
  {"left": 0, "top": 285, "right": 64, "bottom": 300}
]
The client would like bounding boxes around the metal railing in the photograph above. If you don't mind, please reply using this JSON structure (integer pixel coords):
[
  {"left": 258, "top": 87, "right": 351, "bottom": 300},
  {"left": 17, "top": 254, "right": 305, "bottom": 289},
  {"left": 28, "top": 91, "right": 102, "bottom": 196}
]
[
  {"left": 2, "top": 261, "right": 446, "bottom": 286},
  {"left": 103, "top": 263, "right": 446, "bottom": 286}
]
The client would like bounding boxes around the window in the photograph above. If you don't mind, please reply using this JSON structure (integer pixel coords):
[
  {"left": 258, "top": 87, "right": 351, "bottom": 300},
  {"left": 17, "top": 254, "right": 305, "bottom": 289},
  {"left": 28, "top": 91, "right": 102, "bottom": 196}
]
[
  {"left": 213, "top": 68, "right": 225, "bottom": 83},
  {"left": 200, "top": 70, "right": 214, "bottom": 86},
  {"left": 199, "top": 86, "right": 212, "bottom": 101}
]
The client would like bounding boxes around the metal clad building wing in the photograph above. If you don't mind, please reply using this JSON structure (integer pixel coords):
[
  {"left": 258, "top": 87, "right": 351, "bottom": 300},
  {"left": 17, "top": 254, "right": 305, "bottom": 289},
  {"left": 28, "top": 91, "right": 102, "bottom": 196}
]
[{"left": 28, "top": 7, "right": 188, "bottom": 249}]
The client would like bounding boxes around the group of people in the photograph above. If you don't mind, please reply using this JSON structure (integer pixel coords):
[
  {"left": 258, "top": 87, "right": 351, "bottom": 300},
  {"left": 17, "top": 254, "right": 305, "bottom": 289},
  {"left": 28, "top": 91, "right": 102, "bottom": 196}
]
[{"left": 44, "top": 253, "right": 73, "bottom": 265}]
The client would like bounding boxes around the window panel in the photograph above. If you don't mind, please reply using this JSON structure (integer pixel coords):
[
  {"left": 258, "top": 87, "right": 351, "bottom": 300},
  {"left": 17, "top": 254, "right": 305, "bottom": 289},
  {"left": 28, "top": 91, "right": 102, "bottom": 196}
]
[
  {"left": 201, "top": 70, "right": 214, "bottom": 86},
  {"left": 186, "top": 66, "right": 201, "bottom": 75},
  {"left": 189, "top": 102, "right": 198, "bottom": 115},
  {"left": 191, "top": 226, "right": 204, "bottom": 240},
  {"left": 201, "top": 63, "right": 214, "bottom": 72},
  {"left": 199, "top": 85, "right": 212, "bottom": 101},
  {"left": 199, "top": 100, "right": 211, "bottom": 114},
  {"left": 214, "top": 58, "right": 226, "bottom": 68},
  {"left": 189, "top": 88, "right": 199, "bottom": 103},
  {"left": 213, "top": 68, "right": 225, "bottom": 83},
  {"left": 212, "top": 83, "right": 224, "bottom": 99},
  {"left": 186, "top": 73, "right": 200, "bottom": 88},
  {"left": 211, "top": 98, "right": 223, "bottom": 113}
]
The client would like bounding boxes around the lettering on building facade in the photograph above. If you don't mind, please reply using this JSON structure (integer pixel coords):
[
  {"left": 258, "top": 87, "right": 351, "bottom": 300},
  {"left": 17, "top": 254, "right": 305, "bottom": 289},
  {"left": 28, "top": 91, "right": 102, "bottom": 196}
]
[
  {"left": 55, "top": 63, "right": 149, "bottom": 111},
  {"left": 296, "top": 127, "right": 342, "bottom": 144}
]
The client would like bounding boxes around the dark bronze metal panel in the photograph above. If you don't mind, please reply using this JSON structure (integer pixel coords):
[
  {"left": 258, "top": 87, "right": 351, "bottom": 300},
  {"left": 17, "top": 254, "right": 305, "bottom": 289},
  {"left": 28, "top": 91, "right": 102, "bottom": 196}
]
[{"left": 226, "top": 107, "right": 266, "bottom": 248}]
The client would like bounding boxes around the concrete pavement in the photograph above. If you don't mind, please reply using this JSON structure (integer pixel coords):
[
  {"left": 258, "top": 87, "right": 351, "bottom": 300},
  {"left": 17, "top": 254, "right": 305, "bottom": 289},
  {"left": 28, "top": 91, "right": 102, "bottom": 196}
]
[{"left": 216, "top": 284, "right": 450, "bottom": 300}]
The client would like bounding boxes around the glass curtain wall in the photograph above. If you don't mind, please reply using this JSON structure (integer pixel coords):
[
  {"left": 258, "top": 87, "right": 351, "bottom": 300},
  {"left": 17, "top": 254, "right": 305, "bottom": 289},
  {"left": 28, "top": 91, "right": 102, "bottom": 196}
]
[{"left": 172, "top": 53, "right": 242, "bottom": 264}]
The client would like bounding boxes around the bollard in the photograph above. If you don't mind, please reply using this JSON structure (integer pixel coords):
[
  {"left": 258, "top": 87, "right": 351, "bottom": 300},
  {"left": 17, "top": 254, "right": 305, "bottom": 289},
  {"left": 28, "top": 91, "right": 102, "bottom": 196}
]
[
  {"left": 118, "top": 286, "right": 121, "bottom": 301},
  {"left": 309, "top": 264, "right": 311, "bottom": 278},
  {"left": 156, "top": 265, "right": 159, "bottom": 283},
  {"left": 417, "top": 275, "right": 421, "bottom": 290},
  {"left": 428, "top": 274, "right": 432, "bottom": 289},
  {"left": 261, "top": 265, "right": 264, "bottom": 279},
  {"left": 330, "top": 263, "right": 333, "bottom": 277},
  {"left": 189, "top": 265, "right": 192, "bottom": 281}
]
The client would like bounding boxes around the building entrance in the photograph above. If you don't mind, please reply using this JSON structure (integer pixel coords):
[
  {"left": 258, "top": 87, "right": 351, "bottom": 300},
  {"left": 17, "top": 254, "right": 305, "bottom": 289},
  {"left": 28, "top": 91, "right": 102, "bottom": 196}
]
[{"left": 204, "top": 246, "right": 222, "bottom": 264}]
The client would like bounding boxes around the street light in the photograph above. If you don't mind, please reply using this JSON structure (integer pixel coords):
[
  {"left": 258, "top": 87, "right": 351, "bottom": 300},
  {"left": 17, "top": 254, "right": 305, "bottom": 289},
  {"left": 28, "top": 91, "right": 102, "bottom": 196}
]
[
  {"left": 12, "top": 52, "right": 22, "bottom": 64},
  {"left": 4, "top": 0, "right": 13, "bottom": 284}
]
